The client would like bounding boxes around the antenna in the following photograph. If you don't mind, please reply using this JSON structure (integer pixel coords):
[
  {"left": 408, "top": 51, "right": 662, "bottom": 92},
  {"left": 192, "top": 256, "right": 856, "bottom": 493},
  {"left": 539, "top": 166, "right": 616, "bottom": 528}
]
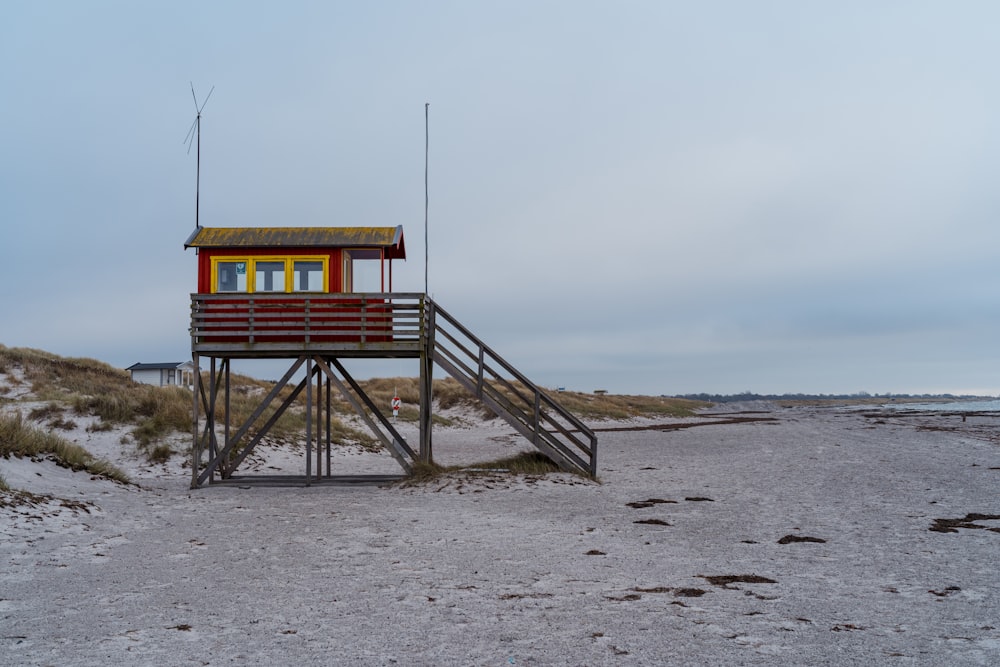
[
  {"left": 424, "top": 102, "right": 429, "bottom": 296},
  {"left": 184, "top": 83, "right": 214, "bottom": 229}
]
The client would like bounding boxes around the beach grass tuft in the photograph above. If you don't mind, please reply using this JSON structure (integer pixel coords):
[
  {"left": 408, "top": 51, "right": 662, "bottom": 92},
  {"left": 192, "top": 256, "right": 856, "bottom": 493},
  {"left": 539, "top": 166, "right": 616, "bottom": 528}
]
[
  {"left": 401, "top": 451, "right": 571, "bottom": 485},
  {"left": 0, "top": 412, "right": 130, "bottom": 484}
]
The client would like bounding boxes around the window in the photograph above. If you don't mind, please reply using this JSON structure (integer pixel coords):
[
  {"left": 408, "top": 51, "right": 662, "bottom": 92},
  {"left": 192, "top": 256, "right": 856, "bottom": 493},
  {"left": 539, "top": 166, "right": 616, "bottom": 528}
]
[
  {"left": 255, "top": 261, "right": 285, "bottom": 292},
  {"left": 294, "top": 261, "right": 324, "bottom": 292},
  {"left": 217, "top": 261, "right": 248, "bottom": 292},
  {"left": 343, "top": 249, "right": 384, "bottom": 293},
  {"left": 351, "top": 258, "right": 383, "bottom": 292},
  {"left": 211, "top": 257, "right": 328, "bottom": 294}
]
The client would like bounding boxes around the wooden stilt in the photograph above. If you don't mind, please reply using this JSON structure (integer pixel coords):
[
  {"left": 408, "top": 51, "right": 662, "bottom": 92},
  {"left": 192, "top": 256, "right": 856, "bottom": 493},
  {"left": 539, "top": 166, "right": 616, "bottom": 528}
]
[
  {"left": 189, "top": 352, "right": 201, "bottom": 490},
  {"left": 325, "top": 371, "right": 332, "bottom": 477},
  {"left": 315, "top": 362, "right": 322, "bottom": 481},
  {"left": 419, "top": 297, "right": 435, "bottom": 464},
  {"left": 305, "top": 357, "right": 312, "bottom": 486},
  {"left": 223, "top": 359, "right": 230, "bottom": 478},
  {"left": 208, "top": 357, "right": 217, "bottom": 480}
]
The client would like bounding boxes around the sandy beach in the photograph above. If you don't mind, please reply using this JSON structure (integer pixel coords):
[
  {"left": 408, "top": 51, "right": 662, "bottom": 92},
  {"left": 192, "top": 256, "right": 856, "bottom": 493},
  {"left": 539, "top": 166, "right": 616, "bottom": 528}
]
[{"left": 2, "top": 400, "right": 999, "bottom": 666}]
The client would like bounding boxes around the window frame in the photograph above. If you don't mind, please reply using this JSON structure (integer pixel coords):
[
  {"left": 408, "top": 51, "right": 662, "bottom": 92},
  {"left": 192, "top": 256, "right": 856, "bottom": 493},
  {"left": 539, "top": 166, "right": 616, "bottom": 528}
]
[
  {"left": 210, "top": 255, "right": 329, "bottom": 294},
  {"left": 214, "top": 259, "right": 249, "bottom": 293},
  {"left": 253, "top": 259, "right": 288, "bottom": 293},
  {"left": 292, "top": 259, "right": 327, "bottom": 293}
]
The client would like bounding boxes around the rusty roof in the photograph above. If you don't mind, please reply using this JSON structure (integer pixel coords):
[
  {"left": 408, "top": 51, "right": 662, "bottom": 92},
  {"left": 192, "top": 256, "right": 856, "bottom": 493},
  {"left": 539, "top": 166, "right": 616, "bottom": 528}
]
[{"left": 184, "top": 226, "right": 405, "bottom": 259}]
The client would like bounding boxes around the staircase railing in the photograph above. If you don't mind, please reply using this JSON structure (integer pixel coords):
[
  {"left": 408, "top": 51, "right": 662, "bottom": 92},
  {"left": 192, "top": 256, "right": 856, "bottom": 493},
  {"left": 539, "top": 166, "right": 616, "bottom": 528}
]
[{"left": 426, "top": 298, "right": 597, "bottom": 476}]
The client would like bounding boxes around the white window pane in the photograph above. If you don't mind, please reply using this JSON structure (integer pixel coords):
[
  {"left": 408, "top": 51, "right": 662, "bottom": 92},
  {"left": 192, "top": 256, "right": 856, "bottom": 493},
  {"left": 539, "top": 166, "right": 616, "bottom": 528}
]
[
  {"left": 217, "top": 262, "right": 248, "bottom": 292},
  {"left": 255, "top": 261, "right": 285, "bottom": 292},
  {"left": 352, "top": 258, "right": 382, "bottom": 292},
  {"left": 294, "top": 261, "right": 324, "bottom": 292}
]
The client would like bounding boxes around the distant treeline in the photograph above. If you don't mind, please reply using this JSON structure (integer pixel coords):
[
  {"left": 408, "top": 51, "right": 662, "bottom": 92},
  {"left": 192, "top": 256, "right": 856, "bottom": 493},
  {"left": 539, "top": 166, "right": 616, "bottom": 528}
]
[{"left": 672, "top": 392, "right": 991, "bottom": 403}]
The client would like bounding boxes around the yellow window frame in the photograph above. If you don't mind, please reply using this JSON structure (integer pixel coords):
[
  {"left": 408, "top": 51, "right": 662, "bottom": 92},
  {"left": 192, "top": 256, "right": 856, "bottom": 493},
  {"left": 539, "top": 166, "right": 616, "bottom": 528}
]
[
  {"left": 289, "top": 256, "right": 329, "bottom": 293},
  {"left": 210, "top": 256, "right": 329, "bottom": 294}
]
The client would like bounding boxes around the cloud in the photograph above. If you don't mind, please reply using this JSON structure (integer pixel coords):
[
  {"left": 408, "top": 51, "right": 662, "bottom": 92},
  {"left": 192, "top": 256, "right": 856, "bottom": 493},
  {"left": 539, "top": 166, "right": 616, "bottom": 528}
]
[{"left": 1, "top": 2, "right": 999, "bottom": 395}]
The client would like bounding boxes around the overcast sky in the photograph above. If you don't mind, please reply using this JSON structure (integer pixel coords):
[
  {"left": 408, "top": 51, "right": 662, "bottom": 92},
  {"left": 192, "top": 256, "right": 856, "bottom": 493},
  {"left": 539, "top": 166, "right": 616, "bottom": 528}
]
[{"left": 2, "top": 1, "right": 998, "bottom": 396}]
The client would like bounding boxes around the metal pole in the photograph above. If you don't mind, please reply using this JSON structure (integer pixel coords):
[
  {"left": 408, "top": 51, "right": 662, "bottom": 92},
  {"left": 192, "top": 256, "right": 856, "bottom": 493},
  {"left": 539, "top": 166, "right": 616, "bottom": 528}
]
[
  {"left": 424, "top": 102, "right": 429, "bottom": 296},
  {"left": 195, "top": 113, "right": 201, "bottom": 228}
]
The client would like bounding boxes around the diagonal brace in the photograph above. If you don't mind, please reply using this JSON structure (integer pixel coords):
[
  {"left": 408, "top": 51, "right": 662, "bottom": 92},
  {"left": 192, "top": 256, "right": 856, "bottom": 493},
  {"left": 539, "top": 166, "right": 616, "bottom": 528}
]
[
  {"left": 312, "top": 357, "right": 414, "bottom": 473},
  {"left": 196, "top": 357, "right": 305, "bottom": 485}
]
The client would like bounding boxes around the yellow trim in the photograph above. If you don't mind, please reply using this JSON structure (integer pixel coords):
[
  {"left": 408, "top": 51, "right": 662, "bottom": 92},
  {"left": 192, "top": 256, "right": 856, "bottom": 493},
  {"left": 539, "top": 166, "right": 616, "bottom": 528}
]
[
  {"left": 210, "top": 255, "right": 329, "bottom": 294},
  {"left": 247, "top": 255, "right": 289, "bottom": 293},
  {"left": 211, "top": 258, "right": 249, "bottom": 293}
]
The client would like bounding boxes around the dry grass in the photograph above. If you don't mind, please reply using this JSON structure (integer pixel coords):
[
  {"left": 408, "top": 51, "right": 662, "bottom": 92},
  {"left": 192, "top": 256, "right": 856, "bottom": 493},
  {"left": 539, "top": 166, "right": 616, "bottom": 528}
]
[
  {"left": 1, "top": 346, "right": 699, "bottom": 470},
  {"left": 475, "top": 451, "right": 564, "bottom": 475},
  {"left": 345, "top": 377, "right": 470, "bottom": 420},
  {"left": 352, "top": 377, "right": 705, "bottom": 421},
  {"left": 401, "top": 451, "right": 569, "bottom": 486},
  {"left": 353, "top": 377, "right": 502, "bottom": 417},
  {"left": 0, "top": 346, "right": 375, "bottom": 458},
  {"left": 544, "top": 390, "right": 708, "bottom": 419},
  {"left": 1, "top": 345, "right": 193, "bottom": 443},
  {"left": 0, "top": 412, "right": 130, "bottom": 484},
  {"left": 220, "top": 384, "right": 375, "bottom": 451},
  {"left": 0, "top": 345, "right": 132, "bottom": 401},
  {"left": 147, "top": 443, "right": 174, "bottom": 464},
  {"left": 3, "top": 346, "right": 701, "bottom": 425}
]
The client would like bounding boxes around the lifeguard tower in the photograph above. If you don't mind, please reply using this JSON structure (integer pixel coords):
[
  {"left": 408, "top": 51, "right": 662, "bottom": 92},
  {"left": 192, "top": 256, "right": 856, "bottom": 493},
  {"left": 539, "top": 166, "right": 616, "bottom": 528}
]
[{"left": 184, "top": 225, "right": 596, "bottom": 487}]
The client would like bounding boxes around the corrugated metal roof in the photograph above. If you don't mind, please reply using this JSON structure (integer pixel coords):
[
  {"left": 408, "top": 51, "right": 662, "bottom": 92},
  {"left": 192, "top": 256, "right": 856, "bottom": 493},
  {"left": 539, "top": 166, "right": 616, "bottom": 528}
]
[{"left": 184, "top": 226, "right": 405, "bottom": 258}]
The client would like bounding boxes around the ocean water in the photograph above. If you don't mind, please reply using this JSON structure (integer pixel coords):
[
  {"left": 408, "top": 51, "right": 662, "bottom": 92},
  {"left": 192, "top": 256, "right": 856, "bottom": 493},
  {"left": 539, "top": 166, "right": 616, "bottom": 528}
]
[{"left": 881, "top": 398, "right": 1000, "bottom": 412}]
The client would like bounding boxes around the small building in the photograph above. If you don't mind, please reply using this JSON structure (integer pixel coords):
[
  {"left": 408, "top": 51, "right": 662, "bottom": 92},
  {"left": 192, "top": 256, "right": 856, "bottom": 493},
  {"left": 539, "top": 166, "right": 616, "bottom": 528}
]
[
  {"left": 126, "top": 361, "right": 194, "bottom": 387},
  {"left": 184, "top": 225, "right": 406, "bottom": 295},
  {"left": 184, "top": 226, "right": 408, "bottom": 350}
]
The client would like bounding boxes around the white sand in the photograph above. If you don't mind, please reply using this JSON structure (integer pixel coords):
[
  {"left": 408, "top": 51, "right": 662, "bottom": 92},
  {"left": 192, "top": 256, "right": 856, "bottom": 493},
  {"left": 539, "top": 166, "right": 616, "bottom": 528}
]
[{"left": 2, "top": 396, "right": 1000, "bottom": 666}]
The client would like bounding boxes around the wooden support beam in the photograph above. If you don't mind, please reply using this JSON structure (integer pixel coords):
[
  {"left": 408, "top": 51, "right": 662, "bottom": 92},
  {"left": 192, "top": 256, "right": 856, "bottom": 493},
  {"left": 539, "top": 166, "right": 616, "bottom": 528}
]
[
  {"left": 419, "top": 297, "right": 435, "bottom": 463},
  {"left": 223, "top": 358, "right": 231, "bottom": 477},
  {"left": 223, "top": 376, "right": 310, "bottom": 478},
  {"left": 193, "top": 356, "right": 225, "bottom": 479},
  {"left": 325, "top": 374, "right": 332, "bottom": 477},
  {"left": 208, "top": 357, "right": 218, "bottom": 479},
  {"left": 305, "top": 357, "right": 312, "bottom": 486},
  {"left": 315, "top": 364, "right": 322, "bottom": 481},
  {"left": 189, "top": 353, "right": 201, "bottom": 489}
]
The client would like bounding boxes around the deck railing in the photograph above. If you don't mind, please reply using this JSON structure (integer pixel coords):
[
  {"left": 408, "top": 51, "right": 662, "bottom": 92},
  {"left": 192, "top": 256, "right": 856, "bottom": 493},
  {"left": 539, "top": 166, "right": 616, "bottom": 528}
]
[{"left": 190, "top": 292, "right": 425, "bottom": 355}]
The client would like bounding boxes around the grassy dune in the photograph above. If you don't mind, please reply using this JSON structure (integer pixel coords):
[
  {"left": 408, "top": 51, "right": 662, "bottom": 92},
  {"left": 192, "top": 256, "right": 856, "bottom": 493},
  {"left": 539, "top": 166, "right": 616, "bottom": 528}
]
[
  {"left": 0, "top": 344, "right": 704, "bottom": 483},
  {"left": 0, "top": 412, "right": 130, "bottom": 484}
]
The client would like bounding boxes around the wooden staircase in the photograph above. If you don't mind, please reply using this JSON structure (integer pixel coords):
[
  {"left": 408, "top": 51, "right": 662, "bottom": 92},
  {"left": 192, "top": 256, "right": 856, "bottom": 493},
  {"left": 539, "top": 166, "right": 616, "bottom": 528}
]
[{"left": 425, "top": 298, "right": 597, "bottom": 476}]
